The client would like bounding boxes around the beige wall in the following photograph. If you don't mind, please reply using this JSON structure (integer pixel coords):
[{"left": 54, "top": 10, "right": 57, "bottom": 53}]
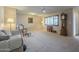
[
  {"left": 0, "top": 7, "right": 4, "bottom": 29},
  {"left": 4, "top": 7, "right": 16, "bottom": 31},
  {"left": 0, "top": 7, "right": 4, "bottom": 23},
  {"left": 64, "top": 9, "right": 73, "bottom": 36},
  {"left": 16, "top": 14, "right": 45, "bottom": 32}
]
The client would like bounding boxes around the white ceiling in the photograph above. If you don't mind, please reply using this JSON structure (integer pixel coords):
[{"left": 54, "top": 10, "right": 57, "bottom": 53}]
[{"left": 12, "top": 6, "right": 74, "bottom": 15}]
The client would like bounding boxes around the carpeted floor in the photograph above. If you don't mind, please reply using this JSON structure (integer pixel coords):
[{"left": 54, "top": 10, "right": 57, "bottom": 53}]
[{"left": 23, "top": 31, "right": 79, "bottom": 52}]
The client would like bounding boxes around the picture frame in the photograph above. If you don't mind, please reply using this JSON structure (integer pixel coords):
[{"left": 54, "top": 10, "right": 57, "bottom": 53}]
[{"left": 28, "top": 17, "right": 33, "bottom": 23}]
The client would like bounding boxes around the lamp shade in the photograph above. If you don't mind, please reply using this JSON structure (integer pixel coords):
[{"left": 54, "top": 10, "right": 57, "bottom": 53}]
[
  {"left": 7, "top": 18, "right": 14, "bottom": 23},
  {"left": 0, "top": 23, "right": 4, "bottom": 30}
]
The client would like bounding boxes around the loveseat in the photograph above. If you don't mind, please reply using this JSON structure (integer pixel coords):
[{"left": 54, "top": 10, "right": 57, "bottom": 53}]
[{"left": 0, "top": 30, "right": 23, "bottom": 52}]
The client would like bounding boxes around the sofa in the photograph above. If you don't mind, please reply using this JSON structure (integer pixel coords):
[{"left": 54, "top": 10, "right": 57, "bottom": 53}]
[{"left": 0, "top": 30, "right": 23, "bottom": 52}]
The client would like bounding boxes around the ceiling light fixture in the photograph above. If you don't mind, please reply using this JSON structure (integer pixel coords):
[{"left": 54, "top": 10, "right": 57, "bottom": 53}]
[
  {"left": 42, "top": 8, "right": 46, "bottom": 13},
  {"left": 42, "top": 9, "right": 46, "bottom": 13},
  {"left": 28, "top": 12, "right": 36, "bottom": 15}
]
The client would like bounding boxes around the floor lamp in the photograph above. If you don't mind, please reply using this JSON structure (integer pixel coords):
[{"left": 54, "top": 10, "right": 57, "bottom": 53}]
[{"left": 7, "top": 18, "right": 14, "bottom": 32}]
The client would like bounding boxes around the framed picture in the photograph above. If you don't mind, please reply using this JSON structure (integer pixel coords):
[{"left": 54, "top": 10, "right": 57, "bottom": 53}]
[{"left": 28, "top": 17, "right": 33, "bottom": 23}]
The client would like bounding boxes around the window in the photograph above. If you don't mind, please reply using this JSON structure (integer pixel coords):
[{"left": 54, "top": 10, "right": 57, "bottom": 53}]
[{"left": 44, "top": 15, "right": 59, "bottom": 26}]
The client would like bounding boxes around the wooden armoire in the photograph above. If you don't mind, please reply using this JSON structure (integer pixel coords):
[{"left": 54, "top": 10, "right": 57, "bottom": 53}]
[{"left": 60, "top": 13, "right": 67, "bottom": 36}]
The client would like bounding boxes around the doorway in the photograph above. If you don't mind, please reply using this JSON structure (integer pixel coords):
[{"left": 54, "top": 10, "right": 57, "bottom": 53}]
[{"left": 73, "top": 8, "right": 79, "bottom": 36}]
